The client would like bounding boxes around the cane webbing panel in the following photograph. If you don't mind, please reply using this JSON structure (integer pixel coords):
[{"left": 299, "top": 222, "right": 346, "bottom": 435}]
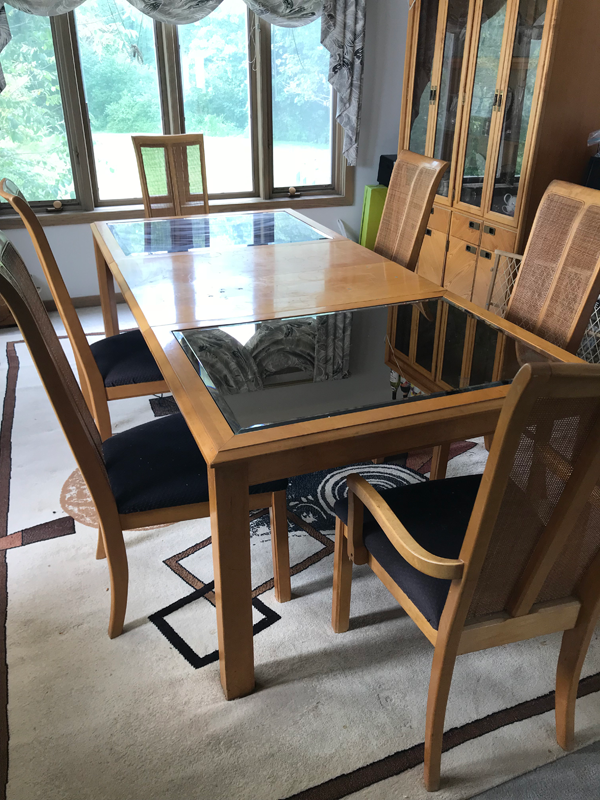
[
  {"left": 506, "top": 193, "right": 582, "bottom": 333},
  {"left": 374, "top": 154, "right": 444, "bottom": 269},
  {"left": 136, "top": 137, "right": 208, "bottom": 218},
  {"left": 536, "top": 205, "right": 600, "bottom": 348},
  {"left": 467, "top": 395, "right": 600, "bottom": 621},
  {"left": 0, "top": 234, "right": 106, "bottom": 473}
]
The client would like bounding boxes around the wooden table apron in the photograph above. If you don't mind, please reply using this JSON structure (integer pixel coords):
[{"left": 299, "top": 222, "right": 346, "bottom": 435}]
[{"left": 90, "top": 214, "right": 581, "bottom": 700}]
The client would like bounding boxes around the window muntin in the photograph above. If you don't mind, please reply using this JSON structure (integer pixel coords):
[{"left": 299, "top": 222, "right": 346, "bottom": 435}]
[
  {"left": 179, "top": 0, "right": 253, "bottom": 195},
  {"left": 74, "top": 0, "right": 163, "bottom": 202},
  {"left": 271, "top": 19, "right": 333, "bottom": 189},
  {"left": 0, "top": 7, "right": 74, "bottom": 203}
]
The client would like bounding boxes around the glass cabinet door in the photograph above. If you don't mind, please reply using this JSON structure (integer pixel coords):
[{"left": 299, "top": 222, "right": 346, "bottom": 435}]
[
  {"left": 459, "top": 0, "right": 509, "bottom": 208},
  {"left": 432, "top": 0, "right": 471, "bottom": 198},
  {"left": 489, "top": 0, "right": 547, "bottom": 217},
  {"left": 408, "top": 0, "right": 442, "bottom": 155}
]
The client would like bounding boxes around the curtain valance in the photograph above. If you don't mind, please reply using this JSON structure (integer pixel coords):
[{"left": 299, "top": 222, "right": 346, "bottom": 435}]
[{"left": 0, "top": 0, "right": 364, "bottom": 164}]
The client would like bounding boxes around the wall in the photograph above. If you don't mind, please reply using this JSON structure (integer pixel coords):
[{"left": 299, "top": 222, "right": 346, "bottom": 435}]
[{"left": 3, "top": 0, "right": 408, "bottom": 303}]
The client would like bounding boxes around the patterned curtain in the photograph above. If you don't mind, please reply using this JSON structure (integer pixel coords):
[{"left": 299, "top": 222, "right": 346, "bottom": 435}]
[{"left": 0, "top": 0, "right": 364, "bottom": 164}]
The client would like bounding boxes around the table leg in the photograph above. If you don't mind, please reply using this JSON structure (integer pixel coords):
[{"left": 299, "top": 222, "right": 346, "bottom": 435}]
[
  {"left": 209, "top": 464, "right": 255, "bottom": 700},
  {"left": 94, "top": 237, "right": 119, "bottom": 337}
]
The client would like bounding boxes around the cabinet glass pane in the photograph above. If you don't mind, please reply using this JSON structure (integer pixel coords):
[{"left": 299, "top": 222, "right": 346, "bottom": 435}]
[
  {"left": 433, "top": 0, "right": 470, "bottom": 197},
  {"left": 409, "top": 0, "right": 440, "bottom": 155},
  {"left": 490, "top": 0, "right": 546, "bottom": 217},
  {"left": 460, "top": 0, "right": 507, "bottom": 208}
]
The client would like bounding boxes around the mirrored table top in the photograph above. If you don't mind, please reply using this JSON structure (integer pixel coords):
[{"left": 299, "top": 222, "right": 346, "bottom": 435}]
[
  {"left": 108, "top": 211, "right": 329, "bottom": 257},
  {"left": 173, "top": 297, "right": 539, "bottom": 434}
]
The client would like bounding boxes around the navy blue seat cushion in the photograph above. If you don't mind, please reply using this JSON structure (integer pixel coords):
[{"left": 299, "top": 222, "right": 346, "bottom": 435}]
[
  {"left": 334, "top": 474, "right": 482, "bottom": 630},
  {"left": 90, "top": 329, "right": 163, "bottom": 388},
  {"left": 102, "top": 412, "right": 287, "bottom": 515}
]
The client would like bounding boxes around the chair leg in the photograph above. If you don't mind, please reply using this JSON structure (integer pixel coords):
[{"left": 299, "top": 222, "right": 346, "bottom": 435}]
[
  {"left": 484, "top": 434, "right": 493, "bottom": 452},
  {"left": 87, "top": 381, "right": 113, "bottom": 441},
  {"left": 270, "top": 490, "right": 291, "bottom": 603},
  {"left": 430, "top": 444, "right": 450, "bottom": 481},
  {"left": 424, "top": 642, "right": 459, "bottom": 791},
  {"left": 99, "top": 520, "right": 129, "bottom": 639},
  {"left": 556, "top": 620, "right": 597, "bottom": 751},
  {"left": 96, "top": 528, "right": 106, "bottom": 560},
  {"left": 332, "top": 518, "right": 352, "bottom": 633}
]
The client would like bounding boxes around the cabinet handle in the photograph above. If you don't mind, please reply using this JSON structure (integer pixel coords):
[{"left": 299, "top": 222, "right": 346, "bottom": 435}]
[
  {"left": 425, "top": 228, "right": 432, "bottom": 236},
  {"left": 469, "top": 220, "right": 481, "bottom": 231},
  {"left": 429, "top": 86, "right": 437, "bottom": 104},
  {"left": 497, "top": 91, "right": 504, "bottom": 111},
  {"left": 484, "top": 225, "right": 496, "bottom": 235},
  {"left": 493, "top": 91, "right": 499, "bottom": 108},
  {"left": 466, "top": 245, "right": 477, "bottom": 255},
  {"left": 480, "top": 249, "right": 492, "bottom": 260},
  {"left": 430, "top": 208, "right": 434, "bottom": 215}
]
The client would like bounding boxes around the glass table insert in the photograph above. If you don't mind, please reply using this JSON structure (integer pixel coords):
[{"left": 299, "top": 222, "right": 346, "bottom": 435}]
[
  {"left": 173, "top": 298, "right": 545, "bottom": 434},
  {"left": 107, "top": 210, "right": 329, "bottom": 257}
]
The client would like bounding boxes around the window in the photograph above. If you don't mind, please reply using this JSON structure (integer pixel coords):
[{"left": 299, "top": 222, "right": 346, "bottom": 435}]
[
  {"left": 0, "top": 0, "right": 350, "bottom": 215},
  {"left": 0, "top": 7, "right": 75, "bottom": 202}
]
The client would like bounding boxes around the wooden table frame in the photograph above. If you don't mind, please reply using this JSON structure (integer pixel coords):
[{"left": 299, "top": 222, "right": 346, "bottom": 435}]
[{"left": 91, "top": 209, "right": 582, "bottom": 700}]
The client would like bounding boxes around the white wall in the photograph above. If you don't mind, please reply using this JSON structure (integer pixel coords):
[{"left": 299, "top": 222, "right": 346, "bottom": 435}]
[{"left": 3, "top": 0, "right": 408, "bottom": 303}]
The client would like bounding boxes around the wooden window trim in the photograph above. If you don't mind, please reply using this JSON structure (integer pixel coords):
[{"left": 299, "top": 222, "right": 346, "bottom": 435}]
[{"left": 0, "top": 4, "right": 353, "bottom": 222}]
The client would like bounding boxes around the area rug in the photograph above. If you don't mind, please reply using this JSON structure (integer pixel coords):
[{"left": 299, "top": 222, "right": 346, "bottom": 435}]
[{"left": 1, "top": 314, "right": 600, "bottom": 800}]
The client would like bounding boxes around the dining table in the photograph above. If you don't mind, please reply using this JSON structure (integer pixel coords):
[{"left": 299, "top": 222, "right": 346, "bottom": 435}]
[{"left": 90, "top": 208, "right": 582, "bottom": 700}]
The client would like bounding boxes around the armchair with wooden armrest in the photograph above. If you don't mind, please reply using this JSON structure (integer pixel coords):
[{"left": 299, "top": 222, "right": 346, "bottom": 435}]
[{"left": 333, "top": 361, "right": 600, "bottom": 791}]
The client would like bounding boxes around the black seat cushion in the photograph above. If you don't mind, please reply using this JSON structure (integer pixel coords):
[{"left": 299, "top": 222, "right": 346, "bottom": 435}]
[
  {"left": 103, "top": 412, "right": 287, "bottom": 515},
  {"left": 90, "top": 329, "right": 163, "bottom": 388},
  {"left": 334, "top": 474, "right": 482, "bottom": 630}
]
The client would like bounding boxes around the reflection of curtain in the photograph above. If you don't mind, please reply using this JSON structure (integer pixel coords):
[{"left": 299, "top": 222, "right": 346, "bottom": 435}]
[
  {"left": 182, "top": 328, "right": 263, "bottom": 394},
  {"left": 247, "top": 318, "right": 317, "bottom": 378},
  {"left": 314, "top": 310, "right": 352, "bottom": 381},
  {"left": 0, "top": 0, "right": 365, "bottom": 164}
]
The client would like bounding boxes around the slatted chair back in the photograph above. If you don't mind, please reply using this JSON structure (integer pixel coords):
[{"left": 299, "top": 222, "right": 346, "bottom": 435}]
[
  {"left": 506, "top": 181, "right": 600, "bottom": 353},
  {"left": 0, "top": 233, "right": 117, "bottom": 523},
  {"left": 132, "top": 133, "right": 209, "bottom": 218},
  {"left": 0, "top": 178, "right": 102, "bottom": 409},
  {"left": 445, "top": 362, "right": 600, "bottom": 633},
  {"left": 374, "top": 150, "right": 448, "bottom": 272}
]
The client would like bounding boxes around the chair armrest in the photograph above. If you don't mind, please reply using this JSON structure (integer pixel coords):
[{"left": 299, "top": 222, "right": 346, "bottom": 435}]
[{"left": 346, "top": 474, "right": 464, "bottom": 580}]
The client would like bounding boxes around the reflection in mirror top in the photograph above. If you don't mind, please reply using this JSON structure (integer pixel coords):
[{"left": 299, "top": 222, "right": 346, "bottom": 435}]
[
  {"left": 108, "top": 210, "right": 329, "bottom": 256},
  {"left": 173, "top": 298, "right": 536, "bottom": 434}
]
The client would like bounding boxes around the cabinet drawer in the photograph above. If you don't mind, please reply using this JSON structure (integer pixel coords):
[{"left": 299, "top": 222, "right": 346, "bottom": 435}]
[
  {"left": 480, "top": 224, "right": 517, "bottom": 254},
  {"left": 428, "top": 205, "right": 451, "bottom": 235},
  {"left": 471, "top": 251, "right": 497, "bottom": 309},
  {"left": 443, "top": 237, "right": 477, "bottom": 300},
  {"left": 417, "top": 228, "right": 447, "bottom": 286},
  {"left": 451, "top": 212, "right": 483, "bottom": 246}
]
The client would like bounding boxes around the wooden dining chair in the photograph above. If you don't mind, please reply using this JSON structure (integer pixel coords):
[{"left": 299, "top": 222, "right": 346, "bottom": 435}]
[
  {"left": 132, "top": 133, "right": 209, "bottom": 218},
  {"left": 374, "top": 151, "right": 448, "bottom": 272},
  {"left": 0, "top": 178, "right": 168, "bottom": 440},
  {"left": 431, "top": 180, "right": 600, "bottom": 480},
  {"left": 333, "top": 360, "right": 600, "bottom": 791},
  {"left": 505, "top": 180, "right": 600, "bottom": 354},
  {"left": 0, "top": 231, "right": 291, "bottom": 637}
]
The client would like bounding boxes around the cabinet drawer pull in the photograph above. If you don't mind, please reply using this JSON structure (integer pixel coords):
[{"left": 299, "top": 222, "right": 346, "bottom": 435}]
[
  {"left": 425, "top": 228, "right": 432, "bottom": 236},
  {"left": 484, "top": 225, "right": 496, "bottom": 235},
  {"left": 466, "top": 245, "right": 477, "bottom": 255},
  {"left": 430, "top": 208, "right": 434, "bottom": 215},
  {"left": 480, "top": 249, "right": 492, "bottom": 260},
  {"left": 469, "top": 220, "right": 481, "bottom": 231}
]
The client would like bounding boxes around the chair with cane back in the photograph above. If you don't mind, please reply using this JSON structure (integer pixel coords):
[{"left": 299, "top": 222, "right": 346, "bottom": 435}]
[
  {"left": 132, "top": 133, "right": 209, "bottom": 218},
  {"left": 373, "top": 150, "right": 449, "bottom": 272},
  {"left": 333, "top": 360, "right": 600, "bottom": 790},
  {"left": 0, "top": 231, "right": 292, "bottom": 638},
  {"left": 431, "top": 180, "right": 600, "bottom": 480},
  {"left": 0, "top": 178, "right": 168, "bottom": 441}
]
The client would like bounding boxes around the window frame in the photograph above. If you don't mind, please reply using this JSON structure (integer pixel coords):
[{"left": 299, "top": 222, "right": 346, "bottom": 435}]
[{"left": 0, "top": 3, "right": 353, "bottom": 225}]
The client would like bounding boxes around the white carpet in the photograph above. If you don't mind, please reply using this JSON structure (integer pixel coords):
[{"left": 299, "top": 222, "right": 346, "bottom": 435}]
[{"left": 2, "top": 308, "right": 600, "bottom": 800}]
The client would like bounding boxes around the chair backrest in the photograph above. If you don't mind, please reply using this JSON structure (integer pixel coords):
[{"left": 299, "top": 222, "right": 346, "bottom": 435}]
[
  {"left": 447, "top": 361, "right": 600, "bottom": 631},
  {"left": 0, "top": 232, "right": 117, "bottom": 519},
  {"left": 506, "top": 181, "right": 600, "bottom": 354},
  {"left": 373, "top": 151, "right": 448, "bottom": 272},
  {"left": 132, "top": 133, "right": 209, "bottom": 218},
  {"left": 0, "top": 178, "right": 102, "bottom": 404}
]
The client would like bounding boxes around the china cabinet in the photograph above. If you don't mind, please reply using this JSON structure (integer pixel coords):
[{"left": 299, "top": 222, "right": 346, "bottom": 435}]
[{"left": 399, "top": 0, "right": 600, "bottom": 306}]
